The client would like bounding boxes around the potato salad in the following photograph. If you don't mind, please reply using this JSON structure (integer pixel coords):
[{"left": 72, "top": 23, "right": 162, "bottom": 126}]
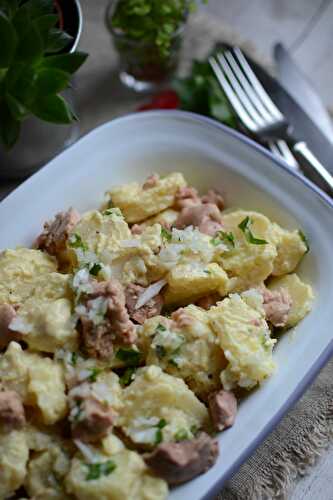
[{"left": 0, "top": 172, "right": 314, "bottom": 499}]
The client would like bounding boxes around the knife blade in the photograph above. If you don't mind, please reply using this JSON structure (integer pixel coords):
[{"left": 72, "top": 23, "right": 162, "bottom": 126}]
[
  {"left": 274, "top": 43, "right": 333, "bottom": 143},
  {"left": 214, "top": 42, "right": 333, "bottom": 173}
]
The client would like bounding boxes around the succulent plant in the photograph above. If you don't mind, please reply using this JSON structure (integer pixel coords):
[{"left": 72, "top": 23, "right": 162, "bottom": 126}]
[{"left": 0, "top": 0, "right": 88, "bottom": 150}]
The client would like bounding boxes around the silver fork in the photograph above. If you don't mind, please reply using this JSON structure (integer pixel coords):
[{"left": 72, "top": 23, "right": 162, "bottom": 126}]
[
  {"left": 268, "top": 140, "right": 299, "bottom": 170},
  {"left": 209, "top": 48, "right": 333, "bottom": 196}
]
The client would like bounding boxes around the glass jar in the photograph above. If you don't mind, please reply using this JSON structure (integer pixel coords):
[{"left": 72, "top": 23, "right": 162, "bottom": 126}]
[{"left": 105, "top": 1, "right": 185, "bottom": 92}]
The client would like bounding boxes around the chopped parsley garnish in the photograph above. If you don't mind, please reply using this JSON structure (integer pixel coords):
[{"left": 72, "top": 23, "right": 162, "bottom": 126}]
[
  {"left": 155, "top": 345, "right": 166, "bottom": 359},
  {"left": 168, "top": 358, "right": 179, "bottom": 368},
  {"left": 156, "top": 323, "right": 167, "bottom": 332},
  {"left": 174, "top": 429, "right": 190, "bottom": 442},
  {"left": 88, "top": 368, "right": 102, "bottom": 383},
  {"left": 154, "top": 419, "right": 167, "bottom": 445},
  {"left": 89, "top": 263, "right": 102, "bottom": 276},
  {"left": 85, "top": 460, "right": 117, "bottom": 481},
  {"left": 190, "top": 424, "right": 198, "bottom": 435},
  {"left": 157, "top": 418, "right": 167, "bottom": 429},
  {"left": 298, "top": 230, "right": 310, "bottom": 253},
  {"left": 155, "top": 429, "right": 163, "bottom": 445},
  {"left": 103, "top": 207, "right": 122, "bottom": 217},
  {"left": 103, "top": 208, "right": 114, "bottom": 216},
  {"left": 69, "top": 233, "right": 88, "bottom": 251},
  {"left": 238, "top": 217, "right": 268, "bottom": 245},
  {"left": 119, "top": 367, "right": 136, "bottom": 387},
  {"left": 211, "top": 230, "right": 235, "bottom": 248},
  {"left": 70, "top": 352, "right": 78, "bottom": 367},
  {"left": 204, "top": 269, "right": 211, "bottom": 275},
  {"left": 116, "top": 348, "right": 141, "bottom": 367},
  {"left": 161, "top": 227, "right": 172, "bottom": 242}
]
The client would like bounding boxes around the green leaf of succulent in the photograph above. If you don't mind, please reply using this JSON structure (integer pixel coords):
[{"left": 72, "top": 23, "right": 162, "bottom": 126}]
[
  {"left": 16, "top": 22, "right": 43, "bottom": 63},
  {"left": 5, "top": 93, "right": 28, "bottom": 120},
  {"left": 12, "top": 4, "right": 30, "bottom": 39},
  {"left": 34, "top": 14, "right": 59, "bottom": 44},
  {"left": 0, "top": 100, "right": 20, "bottom": 150},
  {"left": 5, "top": 63, "right": 38, "bottom": 106},
  {"left": 30, "top": 94, "right": 76, "bottom": 124},
  {"left": 0, "top": 0, "right": 88, "bottom": 150},
  {"left": 0, "top": 0, "right": 19, "bottom": 18},
  {"left": 0, "top": 11, "right": 17, "bottom": 68},
  {"left": 46, "top": 28, "right": 73, "bottom": 54},
  {"left": 33, "top": 67, "right": 70, "bottom": 96},
  {"left": 26, "top": 0, "right": 54, "bottom": 19},
  {"left": 42, "top": 52, "right": 89, "bottom": 74}
]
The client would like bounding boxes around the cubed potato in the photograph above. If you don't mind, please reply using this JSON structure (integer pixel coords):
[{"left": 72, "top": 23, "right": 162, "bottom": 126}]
[
  {"left": 269, "top": 223, "right": 307, "bottom": 276},
  {"left": 0, "top": 248, "right": 57, "bottom": 305},
  {"left": 12, "top": 297, "right": 77, "bottom": 353},
  {"left": 218, "top": 211, "right": 277, "bottom": 292},
  {"left": 119, "top": 365, "right": 208, "bottom": 448},
  {"left": 209, "top": 294, "right": 276, "bottom": 390},
  {"left": 164, "top": 262, "right": 229, "bottom": 306},
  {"left": 0, "top": 430, "right": 29, "bottom": 499},
  {"left": 142, "top": 306, "right": 227, "bottom": 398},
  {"left": 0, "top": 342, "right": 67, "bottom": 424},
  {"left": 268, "top": 273, "right": 314, "bottom": 327},
  {"left": 107, "top": 173, "right": 186, "bottom": 223},
  {"left": 25, "top": 445, "right": 71, "bottom": 499},
  {"left": 65, "top": 449, "right": 168, "bottom": 500}
]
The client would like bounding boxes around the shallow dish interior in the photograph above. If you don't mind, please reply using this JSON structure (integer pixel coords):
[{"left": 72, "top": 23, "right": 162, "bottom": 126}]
[{"left": 1, "top": 111, "right": 332, "bottom": 500}]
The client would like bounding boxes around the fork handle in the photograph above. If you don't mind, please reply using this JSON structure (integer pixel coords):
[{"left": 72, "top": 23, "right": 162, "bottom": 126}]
[{"left": 292, "top": 141, "right": 333, "bottom": 197}]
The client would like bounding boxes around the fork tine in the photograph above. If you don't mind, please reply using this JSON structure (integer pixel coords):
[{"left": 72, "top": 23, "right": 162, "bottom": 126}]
[
  {"left": 216, "top": 53, "right": 267, "bottom": 129},
  {"left": 268, "top": 140, "right": 299, "bottom": 170},
  {"left": 268, "top": 141, "right": 280, "bottom": 157},
  {"left": 276, "top": 140, "right": 299, "bottom": 170},
  {"left": 224, "top": 51, "right": 274, "bottom": 125},
  {"left": 209, "top": 57, "right": 257, "bottom": 132},
  {"left": 233, "top": 47, "right": 284, "bottom": 121}
]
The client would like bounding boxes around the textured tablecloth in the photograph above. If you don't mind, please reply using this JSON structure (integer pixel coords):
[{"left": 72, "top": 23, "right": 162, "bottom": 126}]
[{"left": 1, "top": 3, "right": 332, "bottom": 499}]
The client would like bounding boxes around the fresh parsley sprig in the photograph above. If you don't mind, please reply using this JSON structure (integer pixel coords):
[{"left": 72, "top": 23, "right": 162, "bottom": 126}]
[
  {"left": 238, "top": 217, "right": 268, "bottom": 245},
  {"left": 111, "top": 0, "right": 208, "bottom": 58}
]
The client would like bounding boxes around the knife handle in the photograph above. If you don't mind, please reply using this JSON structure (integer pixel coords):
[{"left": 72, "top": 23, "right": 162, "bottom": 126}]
[{"left": 293, "top": 141, "right": 333, "bottom": 197}]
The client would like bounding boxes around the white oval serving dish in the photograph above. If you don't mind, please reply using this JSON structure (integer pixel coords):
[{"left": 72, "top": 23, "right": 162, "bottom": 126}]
[{"left": 1, "top": 111, "right": 333, "bottom": 500}]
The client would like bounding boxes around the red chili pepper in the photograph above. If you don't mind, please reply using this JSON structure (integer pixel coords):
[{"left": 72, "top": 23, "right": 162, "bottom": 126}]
[{"left": 138, "top": 90, "right": 180, "bottom": 111}]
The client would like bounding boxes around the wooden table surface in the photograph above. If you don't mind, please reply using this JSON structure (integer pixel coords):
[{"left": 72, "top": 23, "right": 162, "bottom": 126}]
[{"left": 1, "top": 1, "right": 332, "bottom": 498}]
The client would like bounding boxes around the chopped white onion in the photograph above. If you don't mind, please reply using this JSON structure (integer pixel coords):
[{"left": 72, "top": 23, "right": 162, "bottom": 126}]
[
  {"left": 135, "top": 279, "right": 167, "bottom": 310},
  {"left": 92, "top": 383, "right": 114, "bottom": 405},
  {"left": 9, "top": 316, "right": 32, "bottom": 335},
  {"left": 74, "top": 440, "right": 98, "bottom": 463},
  {"left": 78, "top": 369, "right": 92, "bottom": 382}
]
